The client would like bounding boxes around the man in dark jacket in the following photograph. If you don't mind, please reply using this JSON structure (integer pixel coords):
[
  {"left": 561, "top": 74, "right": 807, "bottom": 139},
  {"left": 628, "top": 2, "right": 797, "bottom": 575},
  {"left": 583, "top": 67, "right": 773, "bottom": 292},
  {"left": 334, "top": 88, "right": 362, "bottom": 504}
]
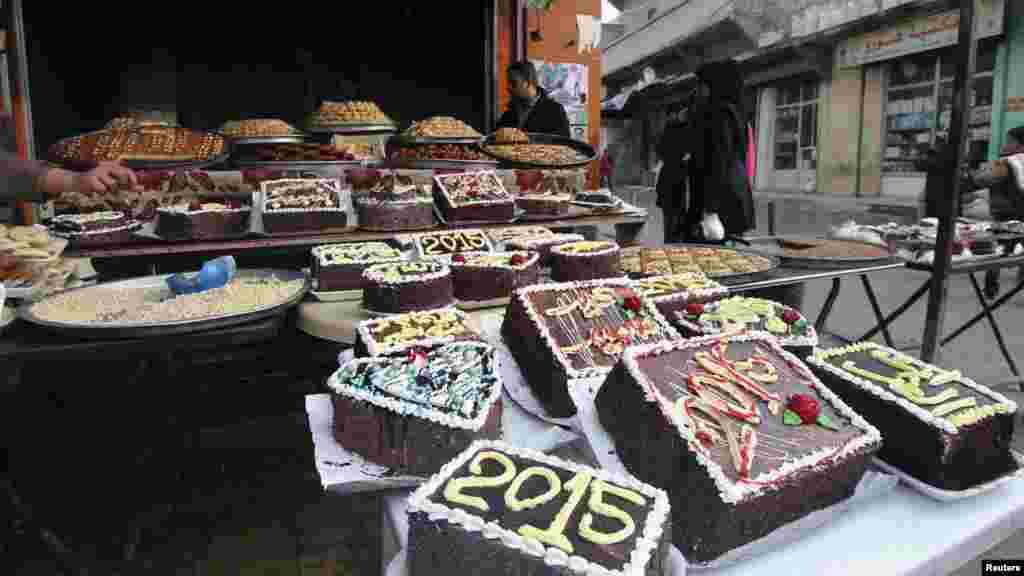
[
  {"left": 656, "top": 108, "right": 692, "bottom": 243},
  {"left": 497, "top": 61, "right": 571, "bottom": 138}
]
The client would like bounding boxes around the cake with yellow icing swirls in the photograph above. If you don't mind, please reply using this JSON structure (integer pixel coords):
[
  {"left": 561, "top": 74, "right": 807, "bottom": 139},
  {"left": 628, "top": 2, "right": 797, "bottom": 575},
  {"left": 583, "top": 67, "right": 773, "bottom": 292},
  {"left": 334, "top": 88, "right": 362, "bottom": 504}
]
[
  {"left": 354, "top": 308, "right": 482, "bottom": 357},
  {"left": 670, "top": 295, "right": 817, "bottom": 351},
  {"left": 549, "top": 240, "right": 622, "bottom": 283},
  {"left": 362, "top": 260, "right": 455, "bottom": 314},
  {"left": 807, "top": 342, "right": 1018, "bottom": 491}
]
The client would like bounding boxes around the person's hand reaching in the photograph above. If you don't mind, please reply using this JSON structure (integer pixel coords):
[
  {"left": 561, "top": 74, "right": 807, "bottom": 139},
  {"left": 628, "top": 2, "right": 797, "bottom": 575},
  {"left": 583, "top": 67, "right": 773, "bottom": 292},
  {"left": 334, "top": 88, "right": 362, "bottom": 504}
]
[{"left": 75, "top": 162, "right": 143, "bottom": 195}]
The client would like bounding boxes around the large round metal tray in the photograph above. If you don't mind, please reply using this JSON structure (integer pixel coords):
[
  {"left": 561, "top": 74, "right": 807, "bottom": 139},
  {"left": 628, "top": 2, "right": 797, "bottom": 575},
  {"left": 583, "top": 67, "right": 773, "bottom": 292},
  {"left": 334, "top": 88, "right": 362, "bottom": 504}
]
[
  {"left": 233, "top": 159, "right": 381, "bottom": 169},
  {"left": 384, "top": 159, "right": 499, "bottom": 170},
  {"left": 227, "top": 134, "right": 308, "bottom": 146},
  {"left": 623, "top": 243, "right": 780, "bottom": 281},
  {"left": 307, "top": 123, "right": 398, "bottom": 135},
  {"left": 390, "top": 134, "right": 485, "bottom": 145},
  {"left": 479, "top": 133, "right": 597, "bottom": 168},
  {"left": 745, "top": 236, "right": 896, "bottom": 270},
  {"left": 18, "top": 269, "right": 308, "bottom": 340}
]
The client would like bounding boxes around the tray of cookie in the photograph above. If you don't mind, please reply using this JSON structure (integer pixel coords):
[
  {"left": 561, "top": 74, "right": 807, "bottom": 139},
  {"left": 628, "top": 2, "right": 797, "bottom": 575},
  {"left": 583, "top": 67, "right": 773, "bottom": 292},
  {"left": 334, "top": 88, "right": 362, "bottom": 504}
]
[
  {"left": 620, "top": 244, "right": 779, "bottom": 281},
  {"left": 48, "top": 126, "right": 230, "bottom": 170},
  {"left": 219, "top": 119, "right": 307, "bottom": 145},
  {"left": 233, "top": 142, "right": 379, "bottom": 168},
  {"left": 390, "top": 116, "right": 485, "bottom": 145},
  {"left": 306, "top": 101, "right": 398, "bottom": 134},
  {"left": 480, "top": 131, "right": 597, "bottom": 168}
]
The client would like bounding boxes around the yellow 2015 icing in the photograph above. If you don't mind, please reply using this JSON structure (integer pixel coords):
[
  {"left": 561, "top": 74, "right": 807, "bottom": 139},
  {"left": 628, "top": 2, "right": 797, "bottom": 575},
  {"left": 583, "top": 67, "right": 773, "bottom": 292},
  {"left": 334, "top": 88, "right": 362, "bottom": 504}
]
[
  {"left": 443, "top": 451, "right": 516, "bottom": 512},
  {"left": 504, "top": 466, "right": 562, "bottom": 512},
  {"left": 578, "top": 479, "right": 646, "bottom": 546},
  {"left": 518, "top": 470, "right": 592, "bottom": 554}
]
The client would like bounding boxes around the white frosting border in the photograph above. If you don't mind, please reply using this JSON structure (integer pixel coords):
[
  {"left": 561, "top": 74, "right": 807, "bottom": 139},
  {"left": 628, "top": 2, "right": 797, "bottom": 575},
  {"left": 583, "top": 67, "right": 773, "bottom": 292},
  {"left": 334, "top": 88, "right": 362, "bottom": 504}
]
[
  {"left": 356, "top": 308, "right": 479, "bottom": 357},
  {"left": 507, "top": 233, "right": 586, "bottom": 251},
  {"left": 52, "top": 211, "right": 126, "bottom": 224},
  {"left": 433, "top": 170, "right": 514, "bottom": 207},
  {"left": 311, "top": 242, "right": 405, "bottom": 268},
  {"left": 551, "top": 241, "right": 621, "bottom": 258},
  {"left": 363, "top": 260, "right": 451, "bottom": 285},
  {"left": 806, "top": 342, "right": 1018, "bottom": 435},
  {"left": 450, "top": 251, "right": 540, "bottom": 272},
  {"left": 512, "top": 278, "right": 682, "bottom": 381},
  {"left": 53, "top": 221, "right": 141, "bottom": 237},
  {"left": 407, "top": 438, "right": 671, "bottom": 576},
  {"left": 620, "top": 332, "right": 883, "bottom": 504},
  {"left": 156, "top": 206, "right": 251, "bottom": 215},
  {"left": 326, "top": 341, "right": 503, "bottom": 432},
  {"left": 414, "top": 228, "right": 494, "bottom": 260},
  {"left": 671, "top": 297, "right": 819, "bottom": 348},
  {"left": 260, "top": 178, "right": 349, "bottom": 214}
]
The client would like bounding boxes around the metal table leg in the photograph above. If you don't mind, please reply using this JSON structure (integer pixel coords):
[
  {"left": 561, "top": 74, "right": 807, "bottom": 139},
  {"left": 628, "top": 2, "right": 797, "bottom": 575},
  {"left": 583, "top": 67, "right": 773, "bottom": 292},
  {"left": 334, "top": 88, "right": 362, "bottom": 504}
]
[
  {"left": 857, "top": 279, "right": 931, "bottom": 342},
  {"left": 940, "top": 274, "right": 1021, "bottom": 380},
  {"left": 814, "top": 278, "right": 842, "bottom": 333},
  {"left": 860, "top": 274, "right": 896, "bottom": 348},
  {"left": 942, "top": 276, "right": 1024, "bottom": 346}
]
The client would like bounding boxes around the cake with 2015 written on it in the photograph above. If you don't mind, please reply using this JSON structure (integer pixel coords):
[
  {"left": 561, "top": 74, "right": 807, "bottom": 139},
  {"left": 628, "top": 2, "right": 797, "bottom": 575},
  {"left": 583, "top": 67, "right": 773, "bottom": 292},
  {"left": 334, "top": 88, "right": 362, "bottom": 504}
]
[
  {"left": 500, "top": 278, "right": 680, "bottom": 418},
  {"left": 406, "top": 439, "right": 672, "bottom": 576},
  {"left": 362, "top": 260, "right": 455, "bottom": 315},
  {"left": 328, "top": 341, "right": 503, "bottom": 476},
  {"left": 414, "top": 228, "right": 493, "bottom": 262},
  {"left": 433, "top": 171, "right": 515, "bottom": 223},
  {"left": 353, "top": 308, "right": 483, "bottom": 358},
  {"left": 595, "top": 333, "right": 882, "bottom": 564},
  {"left": 260, "top": 178, "right": 348, "bottom": 234},
  {"left": 549, "top": 240, "right": 622, "bottom": 283},
  {"left": 449, "top": 251, "right": 541, "bottom": 304},
  {"left": 807, "top": 342, "right": 1018, "bottom": 491},
  {"left": 310, "top": 242, "right": 406, "bottom": 292}
]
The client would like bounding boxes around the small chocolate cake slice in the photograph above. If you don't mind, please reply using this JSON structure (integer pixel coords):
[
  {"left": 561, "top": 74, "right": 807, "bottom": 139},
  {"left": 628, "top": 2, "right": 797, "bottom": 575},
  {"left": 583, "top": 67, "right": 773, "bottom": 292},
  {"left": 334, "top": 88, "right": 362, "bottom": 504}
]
[
  {"left": 433, "top": 171, "right": 515, "bottom": 223},
  {"left": 327, "top": 341, "right": 502, "bottom": 476},
  {"left": 407, "top": 439, "right": 672, "bottom": 576},
  {"left": 354, "top": 175, "right": 435, "bottom": 232},
  {"left": 505, "top": 233, "right": 585, "bottom": 267},
  {"left": 596, "top": 333, "right": 882, "bottom": 564},
  {"left": 260, "top": 178, "right": 348, "bottom": 234},
  {"left": 807, "top": 342, "right": 1018, "bottom": 491},
  {"left": 362, "top": 260, "right": 455, "bottom": 314},
  {"left": 49, "top": 211, "right": 142, "bottom": 248},
  {"left": 154, "top": 199, "right": 251, "bottom": 241},
  {"left": 311, "top": 242, "right": 406, "bottom": 292},
  {"left": 501, "top": 278, "right": 680, "bottom": 417},
  {"left": 549, "top": 240, "right": 622, "bottom": 282},
  {"left": 671, "top": 296, "right": 817, "bottom": 356},
  {"left": 449, "top": 251, "right": 541, "bottom": 304},
  {"left": 354, "top": 308, "right": 482, "bottom": 358},
  {"left": 632, "top": 272, "right": 728, "bottom": 314}
]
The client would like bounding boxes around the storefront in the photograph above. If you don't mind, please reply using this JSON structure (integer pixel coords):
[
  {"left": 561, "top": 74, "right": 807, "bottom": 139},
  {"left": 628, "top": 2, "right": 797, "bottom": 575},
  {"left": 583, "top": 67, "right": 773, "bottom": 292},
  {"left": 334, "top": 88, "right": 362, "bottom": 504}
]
[{"left": 831, "top": 0, "right": 1006, "bottom": 199}]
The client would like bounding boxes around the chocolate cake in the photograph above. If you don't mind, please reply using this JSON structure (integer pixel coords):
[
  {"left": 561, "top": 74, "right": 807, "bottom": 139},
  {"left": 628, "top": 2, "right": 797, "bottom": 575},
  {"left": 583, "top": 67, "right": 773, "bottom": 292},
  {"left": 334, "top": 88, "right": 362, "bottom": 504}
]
[
  {"left": 49, "top": 211, "right": 142, "bottom": 247},
  {"left": 807, "top": 342, "right": 1018, "bottom": 491},
  {"left": 311, "top": 242, "right": 406, "bottom": 292},
  {"left": 633, "top": 272, "right": 728, "bottom": 306},
  {"left": 516, "top": 192, "right": 571, "bottom": 217},
  {"left": 260, "top": 178, "right": 348, "bottom": 234},
  {"left": 450, "top": 251, "right": 541, "bottom": 304},
  {"left": 487, "top": 226, "right": 554, "bottom": 245},
  {"left": 407, "top": 439, "right": 672, "bottom": 576},
  {"left": 354, "top": 174, "right": 435, "bottom": 232},
  {"left": 672, "top": 296, "right": 818, "bottom": 354},
  {"left": 549, "top": 240, "right": 622, "bottom": 283},
  {"left": 354, "top": 308, "right": 482, "bottom": 358},
  {"left": 328, "top": 341, "right": 503, "bottom": 476},
  {"left": 433, "top": 171, "right": 515, "bottom": 223},
  {"left": 154, "top": 199, "right": 251, "bottom": 240},
  {"left": 505, "top": 233, "right": 585, "bottom": 267},
  {"left": 500, "top": 279, "right": 680, "bottom": 417},
  {"left": 595, "top": 333, "right": 882, "bottom": 564},
  {"left": 415, "top": 229, "right": 493, "bottom": 262},
  {"left": 362, "top": 260, "right": 455, "bottom": 315}
]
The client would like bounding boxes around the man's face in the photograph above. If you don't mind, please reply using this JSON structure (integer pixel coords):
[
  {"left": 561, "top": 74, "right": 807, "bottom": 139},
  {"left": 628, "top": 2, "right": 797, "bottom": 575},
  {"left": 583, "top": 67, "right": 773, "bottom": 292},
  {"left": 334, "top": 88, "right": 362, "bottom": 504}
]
[{"left": 508, "top": 75, "right": 533, "bottom": 100}]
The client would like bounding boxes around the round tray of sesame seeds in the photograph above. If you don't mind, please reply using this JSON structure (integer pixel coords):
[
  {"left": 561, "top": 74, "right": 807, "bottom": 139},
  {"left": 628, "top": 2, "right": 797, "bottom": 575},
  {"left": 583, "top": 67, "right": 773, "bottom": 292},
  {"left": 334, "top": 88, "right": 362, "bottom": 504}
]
[{"left": 18, "top": 268, "right": 308, "bottom": 339}]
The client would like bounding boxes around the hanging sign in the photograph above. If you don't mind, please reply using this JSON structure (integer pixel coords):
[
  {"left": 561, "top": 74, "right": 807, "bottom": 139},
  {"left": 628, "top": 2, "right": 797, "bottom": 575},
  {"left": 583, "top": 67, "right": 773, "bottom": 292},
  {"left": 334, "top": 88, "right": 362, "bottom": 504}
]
[{"left": 837, "top": 0, "right": 1004, "bottom": 69}]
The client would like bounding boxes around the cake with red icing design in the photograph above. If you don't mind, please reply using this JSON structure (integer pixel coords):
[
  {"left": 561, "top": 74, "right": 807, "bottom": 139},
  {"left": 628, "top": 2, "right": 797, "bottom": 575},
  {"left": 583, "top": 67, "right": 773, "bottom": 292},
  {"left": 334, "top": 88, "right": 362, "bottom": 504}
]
[
  {"left": 354, "top": 308, "right": 482, "bottom": 358},
  {"left": 433, "top": 171, "right": 515, "bottom": 223},
  {"left": 311, "top": 242, "right": 406, "bottom": 292},
  {"left": 807, "top": 342, "right": 1018, "bottom": 491},
  {"left": 154, "top": 198, "right": 251, "bottom": 240},
  {"left": 549, "top": 240, "right": 622, "bottom": 282},
  {"left": 406, "top": 439, "right": 672, "bottom": 576},
  {"left": 632, "top": 272, "right": 728, "bottom": 318},
  {"left": 327, "top": 340, "right": 502, "bottom": 476},
  {"left": 671, "top": 296, "right": 817, "bottom": 353},
  {"left": 362, "top": 260, "right": 455, "bottom": 314},
  {"left": 595, "top": 332, "right": 881, "bottom": 563},
  {"left": 505, "top": 233, "right": 585, "bottom": 267},
  {"left": 500, "top": 278, "right": 680, "bottom": 417},
  {"left": 450, "top": 251, "right": 541, "bottom": 304}
]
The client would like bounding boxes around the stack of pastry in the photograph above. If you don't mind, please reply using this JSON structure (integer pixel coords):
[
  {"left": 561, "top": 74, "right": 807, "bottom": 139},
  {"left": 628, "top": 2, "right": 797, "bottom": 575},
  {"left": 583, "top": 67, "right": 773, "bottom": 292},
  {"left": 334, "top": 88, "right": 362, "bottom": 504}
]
[{"left": 0, "top": 225, "right": 70, "bottom": 290}]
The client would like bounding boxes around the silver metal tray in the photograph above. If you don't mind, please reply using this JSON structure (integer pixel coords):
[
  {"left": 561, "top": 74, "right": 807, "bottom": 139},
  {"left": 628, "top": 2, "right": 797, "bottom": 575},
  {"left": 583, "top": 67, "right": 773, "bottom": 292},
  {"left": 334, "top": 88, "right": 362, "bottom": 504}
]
[
  {"left": 386, "top": 158, "right": 499, "bottom": 170},
  {"left": 624, "top": 243, "right": 781, "bottom": 281},
  {"left": 390, "top": 134, "right": 485, "bottom": 145},
  {"left": 18, "top": 269, "right": 308, "bottom": 340},
  {"left": 480, "top": 133, "right": 598, "bottom": 168},
  {"left": 228, "top": 135, "right": 307, "bottom": 146},
  {"left": 745, "top": 236, "right": 897, "bottom": 270},
  {"left": 233, "top": 159, "right": 381, "bottom": 169},
  {"left": 307, "top": 123, "right": 398, "bottom": 135},
  {"left": 872, "top": 451, "right": 1024, "bottom": 502},
  {"left": 118, "top": 151, "right": 232, "bottom": 171}
]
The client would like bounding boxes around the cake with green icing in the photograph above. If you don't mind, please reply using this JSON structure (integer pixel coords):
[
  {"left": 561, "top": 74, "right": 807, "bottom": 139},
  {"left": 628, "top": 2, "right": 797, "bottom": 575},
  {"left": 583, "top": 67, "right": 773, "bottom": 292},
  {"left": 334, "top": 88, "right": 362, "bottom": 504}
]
[
  {"left": 807, "top": 342, "right": 1018, "bottom": 491},
  {"left": 671, "top": 296, "right": 817, "bottom": 350}
]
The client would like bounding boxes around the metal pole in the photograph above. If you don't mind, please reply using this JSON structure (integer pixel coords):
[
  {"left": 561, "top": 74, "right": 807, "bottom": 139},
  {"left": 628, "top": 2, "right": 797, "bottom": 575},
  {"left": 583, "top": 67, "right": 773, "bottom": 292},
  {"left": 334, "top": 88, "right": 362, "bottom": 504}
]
[{"left": 920, "top": 0, "right": 976, "bottom": 363}]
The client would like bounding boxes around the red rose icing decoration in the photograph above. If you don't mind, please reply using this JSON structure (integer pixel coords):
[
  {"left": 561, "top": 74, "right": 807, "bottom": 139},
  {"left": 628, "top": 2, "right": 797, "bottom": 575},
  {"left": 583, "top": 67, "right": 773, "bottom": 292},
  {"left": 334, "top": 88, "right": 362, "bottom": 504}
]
[
  {"left": 509, "top": 253, "right": 528, "bottom": 266},
  {"left": 452, "top": 254, "right": 466, "bottom": 263},
  {"left": 781, "top": 309, "right": 801, "bottom": 324},
  {"left": 787, "top": 394, "right": 820, "bottom": 425},
  {"left": 686, "top": 302, "right": 705, "bottom": 315},
  {"left": 623, "top": 296, "right": 643, "bottom": 312}
]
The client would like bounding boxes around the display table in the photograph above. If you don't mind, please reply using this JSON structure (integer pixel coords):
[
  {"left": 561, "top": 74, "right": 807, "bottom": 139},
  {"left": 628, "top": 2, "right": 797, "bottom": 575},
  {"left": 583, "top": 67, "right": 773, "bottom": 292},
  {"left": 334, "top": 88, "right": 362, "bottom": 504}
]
[{"left": 381, "top": 477, "right": 1024, "bottom": 576}]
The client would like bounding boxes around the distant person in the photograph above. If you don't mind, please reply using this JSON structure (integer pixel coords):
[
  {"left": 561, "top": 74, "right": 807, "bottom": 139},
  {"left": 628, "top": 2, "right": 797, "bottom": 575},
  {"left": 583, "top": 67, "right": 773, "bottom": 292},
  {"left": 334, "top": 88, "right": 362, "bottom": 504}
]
[
  {"left": 600, "top": 148, "right": 614, "bottom": 194},
  {"left": 656, "top": 108, "right": 692, "bottom": 243},
  {"left": 982, "top": 126, "right": 1024, "bottom": 298},
  {"left": 497, "top": 61, "right": 571, "bottom": 138}
]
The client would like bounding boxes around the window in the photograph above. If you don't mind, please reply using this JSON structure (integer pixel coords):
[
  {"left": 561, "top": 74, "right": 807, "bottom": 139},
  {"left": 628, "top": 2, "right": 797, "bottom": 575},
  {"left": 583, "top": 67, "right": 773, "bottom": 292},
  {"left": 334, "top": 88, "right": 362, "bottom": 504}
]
[
  {"left": 883, "top": 38, "right": 998, "bottom": 174},
  {"left": 773, "top": 78, "right": 818, "bottom": 171}
]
